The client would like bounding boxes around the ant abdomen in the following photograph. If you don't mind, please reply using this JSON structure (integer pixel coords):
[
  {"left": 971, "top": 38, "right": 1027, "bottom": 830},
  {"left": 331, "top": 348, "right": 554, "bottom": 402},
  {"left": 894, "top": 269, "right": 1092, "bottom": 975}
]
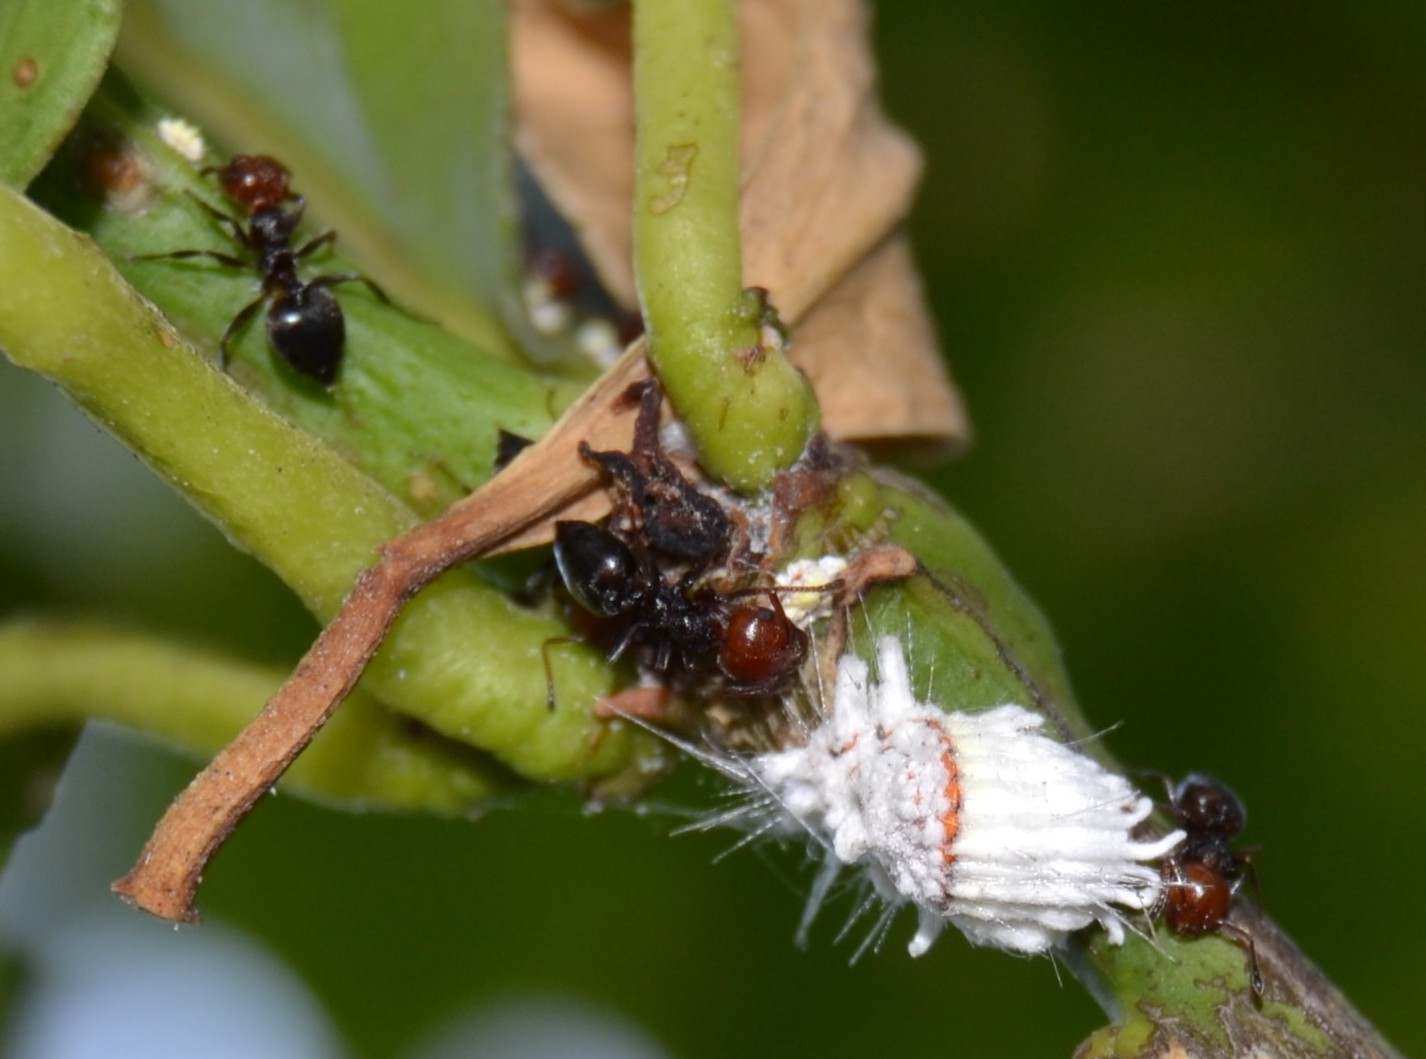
[{"left": 553, "top": 521, "right": 643, "bottom": 619}]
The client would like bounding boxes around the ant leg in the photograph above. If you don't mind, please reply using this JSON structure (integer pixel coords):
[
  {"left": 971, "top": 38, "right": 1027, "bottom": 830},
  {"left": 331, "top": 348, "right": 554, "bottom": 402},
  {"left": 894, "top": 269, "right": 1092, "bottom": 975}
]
[
  {"left": 1127, "top": 767, "right": 1177, "bottom": 803},
  {"left": 185, "top": 193, "right": 253, "bottom": 250},
  {"left": 606, "top": 624, "right": 639, "bottom": 664},
  {"left": 293, "top": 229, "right": 337, "bottom": 260},
  {"left": 628, "top": 377, "right": 663, "bottom": 455},
  {"left": 1236, "top": 849, "right": 1264, "bottom": 905},
  {"left": 129, "top": 247, "right": 249, "bottom": 269},
  {"left": 541, "top": 636, "right": 578, "bottom": 711},
  {"left": 218, "top": 295, "right": 268, "bottom": 370},
  {"left": 308, "top": 271, "right": 392, "bottom": 305},
  {"left": 1217, "top": 921, "right": 1265, "bottom": 999}
]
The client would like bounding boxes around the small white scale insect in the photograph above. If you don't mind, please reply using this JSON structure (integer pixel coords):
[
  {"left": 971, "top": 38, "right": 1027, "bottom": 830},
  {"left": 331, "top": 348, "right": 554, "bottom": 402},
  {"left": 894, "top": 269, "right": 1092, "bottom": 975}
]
[
  {"left": 703, "top": 635, "right": 1184, "bottom": 957},
  {"left": 156, "top": 117, "right": 206, "bottom": 164}
]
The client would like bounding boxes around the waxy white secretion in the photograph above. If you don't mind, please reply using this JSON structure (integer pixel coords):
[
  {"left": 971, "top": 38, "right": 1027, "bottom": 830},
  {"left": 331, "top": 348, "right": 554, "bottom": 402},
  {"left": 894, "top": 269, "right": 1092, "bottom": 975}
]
[{"left": 715, "top": 635, "right": 1183, "bottom": 956}]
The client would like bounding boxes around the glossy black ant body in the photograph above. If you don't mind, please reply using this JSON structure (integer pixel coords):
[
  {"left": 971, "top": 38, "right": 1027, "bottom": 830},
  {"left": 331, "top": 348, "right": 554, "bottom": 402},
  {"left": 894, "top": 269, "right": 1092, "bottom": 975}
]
[
  {"left": 135, "top": 154, "right": 386, "bottom": 387},
  {"left": 554, "top": 519, "right": 809, "bottom": 694},
  {"left": 1159, "top": 773, "right": 1264, "bottom": 996},
  {"left": 551, "top": 380, "right": 809, "bottom": 697}
]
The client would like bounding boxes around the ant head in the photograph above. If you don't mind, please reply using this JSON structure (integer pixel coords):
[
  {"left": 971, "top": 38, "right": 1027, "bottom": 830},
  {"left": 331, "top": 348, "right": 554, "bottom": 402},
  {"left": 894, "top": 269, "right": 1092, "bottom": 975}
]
[
  {"left": 554, "top": 521, "right": 643, "bottom": 618},
  {"left": 1173, "top": 773, "right": 1247, "bottom": 839},
  {"left": 219, "top": 155, "right": 292, "bottom": 213},
  {"left": 718, "top": 596, "right": 808, "bottom": 691},
  {"left": 1162, "top": 859, "right": 1236, "bottom": 936}
]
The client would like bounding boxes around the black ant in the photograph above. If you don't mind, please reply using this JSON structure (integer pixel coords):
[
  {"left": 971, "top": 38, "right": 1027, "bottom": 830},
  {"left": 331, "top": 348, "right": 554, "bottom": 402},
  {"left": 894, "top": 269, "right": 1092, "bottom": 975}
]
[
  {"left": 1158, "top": 773, "right": 1264, "bottom": 997},
  {"left": 135, "top": 154, "right": 387, "bottom": 387},
  {"left": 554, "top": 519, "right": 810, "bottom": 694},
  {"left": 549, "top": 380, "right": 812, "bottom": 700}
]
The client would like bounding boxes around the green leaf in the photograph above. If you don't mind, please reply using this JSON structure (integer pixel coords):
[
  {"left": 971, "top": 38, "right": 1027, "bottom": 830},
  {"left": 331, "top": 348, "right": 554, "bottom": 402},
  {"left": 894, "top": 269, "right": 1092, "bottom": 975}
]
[
  {"left": 116, "top": 0, "right": 521, "bottom": 359},
  {"left": 0, "top": 730, "right": 75, "bottom": 871},
  {"left": 330, "top": 1, "right": 517, "bottom": 340},
  {"left": 0, "top": 0, "right": 121, "bottom": 188}
]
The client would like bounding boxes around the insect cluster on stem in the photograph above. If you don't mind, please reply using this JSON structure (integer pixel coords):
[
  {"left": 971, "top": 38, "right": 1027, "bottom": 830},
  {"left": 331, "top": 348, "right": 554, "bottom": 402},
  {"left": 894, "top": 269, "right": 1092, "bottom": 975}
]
[
  {"left": 684, "top": 634, "right": 1187, "bottom": 959},
  {"left": 552, "top": 379, "right": 815, "bottom": 700}
]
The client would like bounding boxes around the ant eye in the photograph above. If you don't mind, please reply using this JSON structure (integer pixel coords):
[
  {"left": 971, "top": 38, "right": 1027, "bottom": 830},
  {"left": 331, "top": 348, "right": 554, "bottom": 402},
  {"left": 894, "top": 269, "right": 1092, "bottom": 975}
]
[{"left": 554, "top": 521, "right": 640, "bottom": 618}]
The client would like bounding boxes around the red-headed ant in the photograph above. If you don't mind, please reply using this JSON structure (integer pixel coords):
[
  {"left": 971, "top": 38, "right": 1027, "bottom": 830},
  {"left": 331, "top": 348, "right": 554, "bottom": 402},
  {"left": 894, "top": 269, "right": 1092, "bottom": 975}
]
[
  {"left": 1158, "top": 773, "right": 1264, "bottom": 997},
  {"left": 549, "top": 380, "right": 813, "bottom": 702},
  {"left": 134, "top": 154, "right": 387, "bottom": 387},
  {"left": 553, "top": 520, "right": 811, "bottom": 695}
]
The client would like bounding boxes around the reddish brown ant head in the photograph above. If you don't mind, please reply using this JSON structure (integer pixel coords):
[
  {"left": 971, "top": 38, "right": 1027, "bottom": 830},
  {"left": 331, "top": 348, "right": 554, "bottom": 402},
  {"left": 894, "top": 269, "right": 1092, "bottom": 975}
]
[
  {"left": 1161, "top": 858, "right": 1234, "bottom": 936},
  {"left": 218, "top": 154, "right": 292, "bottom": 213},
  {"left": 718, "top": 595, "right": 808, "bottom": 693}
]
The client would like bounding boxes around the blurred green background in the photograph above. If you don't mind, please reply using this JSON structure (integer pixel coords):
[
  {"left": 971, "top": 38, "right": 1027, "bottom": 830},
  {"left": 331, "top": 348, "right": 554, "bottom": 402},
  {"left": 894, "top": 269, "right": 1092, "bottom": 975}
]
[{"left": 2, "top": 3, "right": 1423, "bottom": 1056}]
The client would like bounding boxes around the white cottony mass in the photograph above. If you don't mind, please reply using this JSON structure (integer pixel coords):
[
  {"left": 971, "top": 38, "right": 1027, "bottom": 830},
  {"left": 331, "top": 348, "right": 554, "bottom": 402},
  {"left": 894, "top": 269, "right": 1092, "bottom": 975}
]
[{"left": 734, "top": 636, "right": 1184, "bottom": 956}]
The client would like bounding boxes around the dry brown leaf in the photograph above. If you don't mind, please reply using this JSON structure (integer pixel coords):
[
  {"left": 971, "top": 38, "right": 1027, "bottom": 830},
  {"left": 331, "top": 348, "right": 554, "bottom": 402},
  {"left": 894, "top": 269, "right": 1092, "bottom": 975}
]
[
  {"left": 734, "top": 0, "right": 919, "bottom": 322},
  {"left": 513, "top": 0, "right": 969, "bottom": 450},
  {"left": 513, "top": 0, "right": 636, "bottom": 304},
  {"left": 482, "top": 341, "right": 649, "bottom": 554},
  {"left": 792, "top": 233, "right": 969, "bottom": 449}
]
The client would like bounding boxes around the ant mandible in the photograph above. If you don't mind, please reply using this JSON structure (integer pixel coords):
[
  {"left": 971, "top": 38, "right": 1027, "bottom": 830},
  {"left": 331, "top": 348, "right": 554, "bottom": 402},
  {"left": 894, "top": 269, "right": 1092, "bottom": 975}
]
[
  {"left": 551, "top": 380, "right": 809, "bottom": 697},
  {"left": 1159, "top": 773, "right": 1264, "bottom": 997},
  {"left": 135, "top": 154, "right": 387, "bottom": 387}
]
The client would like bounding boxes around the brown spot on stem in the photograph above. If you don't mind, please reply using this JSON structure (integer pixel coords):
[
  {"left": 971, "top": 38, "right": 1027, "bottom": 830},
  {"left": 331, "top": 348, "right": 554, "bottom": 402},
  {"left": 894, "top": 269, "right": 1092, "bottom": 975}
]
[{"left": 12, "top": 57, "right": 38, "bottom": 87}]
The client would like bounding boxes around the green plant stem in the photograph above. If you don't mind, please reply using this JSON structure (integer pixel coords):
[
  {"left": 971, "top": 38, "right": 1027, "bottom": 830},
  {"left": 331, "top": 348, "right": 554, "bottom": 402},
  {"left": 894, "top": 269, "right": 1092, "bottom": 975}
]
[
  {"left": 0, "top": 620, "right": 510, "bottom": 813},
  {"left": 632, "top": 0, "right": 817, "bottom": 490},
  {"left": 0, "top": 183, "right": 652, "bottom": 786},
  {"left": 859, "top": 471, "right": 1403, "bottom": 1058}
]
